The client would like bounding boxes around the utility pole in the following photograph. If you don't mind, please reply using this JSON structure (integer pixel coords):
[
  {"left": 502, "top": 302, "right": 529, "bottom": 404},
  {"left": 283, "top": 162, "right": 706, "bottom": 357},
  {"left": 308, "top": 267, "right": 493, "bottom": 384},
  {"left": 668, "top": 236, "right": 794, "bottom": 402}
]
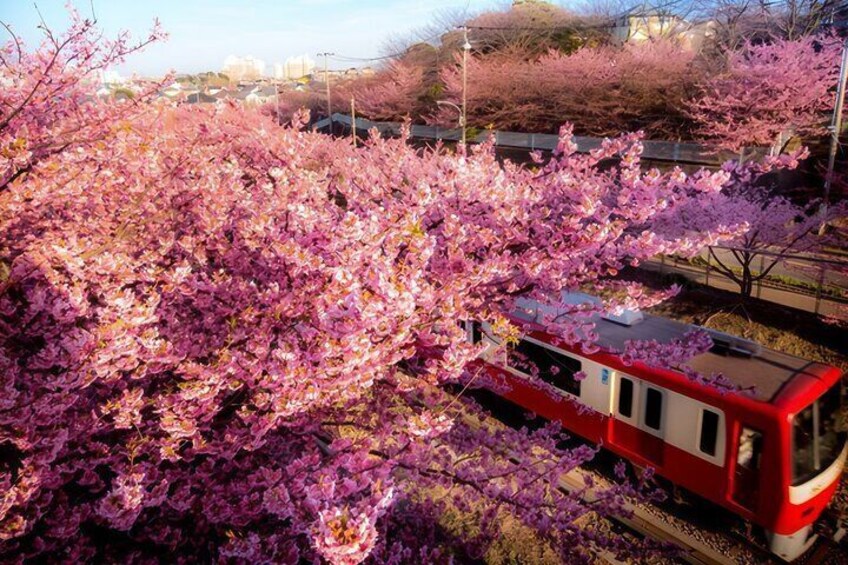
[
  {"left": 317, "top": 52, "right": 334, "bottom": 123},
  {"left": 275, "top": 82, "right": 280, "bottom": 125},
  {"left": 351, "top": 97, "right": 357, "bottom": 148},
  {"left": 461, "top": 27, "right": 471, "bottom": 146},
  {"left": 820, "top": 37, "right": 848, "bottom": 235}
]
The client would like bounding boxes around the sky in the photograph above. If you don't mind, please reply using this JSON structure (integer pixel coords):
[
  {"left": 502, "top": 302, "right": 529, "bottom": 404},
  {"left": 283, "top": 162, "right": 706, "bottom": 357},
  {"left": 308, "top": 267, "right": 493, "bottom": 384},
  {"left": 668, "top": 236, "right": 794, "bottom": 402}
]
[{"left": 1, "top": 0, "right": 510, "bottom": 76}]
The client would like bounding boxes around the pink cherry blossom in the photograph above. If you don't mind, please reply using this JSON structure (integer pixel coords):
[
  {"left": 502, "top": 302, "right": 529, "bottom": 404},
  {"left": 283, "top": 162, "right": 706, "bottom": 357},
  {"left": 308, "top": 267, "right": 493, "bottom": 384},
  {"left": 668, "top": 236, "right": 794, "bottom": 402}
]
[{"left": 0, "top": 9, "right": 805, "bottom": 564}]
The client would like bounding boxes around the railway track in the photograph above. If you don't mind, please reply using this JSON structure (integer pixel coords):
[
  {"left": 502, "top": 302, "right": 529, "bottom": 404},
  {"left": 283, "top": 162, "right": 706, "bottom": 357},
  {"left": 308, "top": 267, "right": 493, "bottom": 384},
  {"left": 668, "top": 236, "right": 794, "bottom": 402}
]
[{"left": 553, "top": 467, "right": 735, "bottom": 565}]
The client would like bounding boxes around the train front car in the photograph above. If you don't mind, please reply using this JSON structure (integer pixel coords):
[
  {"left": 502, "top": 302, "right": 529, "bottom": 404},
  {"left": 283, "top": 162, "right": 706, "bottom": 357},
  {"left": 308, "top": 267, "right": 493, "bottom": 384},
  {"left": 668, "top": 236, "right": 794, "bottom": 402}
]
[
  {"left": 470, "top": 295, "right": 846, "bottom": 563},
  {"left": 682, "top": 338, "right": 846, "bottom": 562},
  {"left": 768, "top": 366, "right": 846, "bottom": 561}
]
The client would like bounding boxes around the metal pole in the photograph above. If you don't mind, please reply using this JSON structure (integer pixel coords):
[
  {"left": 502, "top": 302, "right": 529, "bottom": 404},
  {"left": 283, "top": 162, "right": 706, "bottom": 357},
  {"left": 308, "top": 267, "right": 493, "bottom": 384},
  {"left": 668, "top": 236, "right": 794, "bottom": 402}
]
[
  {"left": 815, "top": 266, "right": 826, "bottom": 315},
  {"left": 317, "top": 52, "right": 334, "bottom": 124},
  {"left": 705, "top": 249, "right": 711, "bottom": 287},
  {"left": 756, "top": 255, "right": 765, "bottom": 299},
  {"left": 820, "top": 38, "right": 848, "bottom": 235},
  {"left": 350, "top": 97, "right": 356, "bottom": 148},
  {"left": 461, "top": 27, "right": 470, "bottom": 147}
]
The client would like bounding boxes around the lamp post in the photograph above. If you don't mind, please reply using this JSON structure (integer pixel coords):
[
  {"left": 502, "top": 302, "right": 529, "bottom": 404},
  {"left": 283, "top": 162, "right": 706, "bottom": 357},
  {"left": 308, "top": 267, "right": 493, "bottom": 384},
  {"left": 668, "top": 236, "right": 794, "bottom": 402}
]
[{"left": 461, "top": 26, "right": 471, "bottom": 146}]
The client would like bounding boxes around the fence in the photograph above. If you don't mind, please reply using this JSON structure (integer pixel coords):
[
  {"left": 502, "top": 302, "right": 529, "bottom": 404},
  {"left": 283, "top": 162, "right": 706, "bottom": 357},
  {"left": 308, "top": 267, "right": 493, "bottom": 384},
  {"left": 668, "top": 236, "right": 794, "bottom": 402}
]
[
  {"left": 647, "top": 247, "right": 848, "bottom": 317},
  {"left": 313, "top": 113, "right": 762, "bottom": 167}
]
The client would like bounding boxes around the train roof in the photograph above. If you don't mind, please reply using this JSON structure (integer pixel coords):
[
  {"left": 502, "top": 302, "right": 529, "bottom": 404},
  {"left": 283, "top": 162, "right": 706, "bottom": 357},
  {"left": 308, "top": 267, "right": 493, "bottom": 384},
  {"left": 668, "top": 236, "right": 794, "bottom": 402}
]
[{"left": 591, "top": 313, "right": 834, "bottom": 404}]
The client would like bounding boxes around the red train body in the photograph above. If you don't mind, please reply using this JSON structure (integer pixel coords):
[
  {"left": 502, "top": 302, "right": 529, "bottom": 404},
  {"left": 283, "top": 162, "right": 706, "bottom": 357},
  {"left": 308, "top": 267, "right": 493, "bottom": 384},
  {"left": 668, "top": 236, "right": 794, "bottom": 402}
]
[{"left": 468, "top": 296, "right": 845, "bottom": 561}]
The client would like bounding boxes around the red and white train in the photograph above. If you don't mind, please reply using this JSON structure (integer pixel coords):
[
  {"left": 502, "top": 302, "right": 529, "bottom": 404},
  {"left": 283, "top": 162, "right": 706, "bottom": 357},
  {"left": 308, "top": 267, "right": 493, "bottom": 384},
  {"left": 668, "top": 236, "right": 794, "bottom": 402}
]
[{"left": 466, "top": 294, "right": 846, "bottom": 561}]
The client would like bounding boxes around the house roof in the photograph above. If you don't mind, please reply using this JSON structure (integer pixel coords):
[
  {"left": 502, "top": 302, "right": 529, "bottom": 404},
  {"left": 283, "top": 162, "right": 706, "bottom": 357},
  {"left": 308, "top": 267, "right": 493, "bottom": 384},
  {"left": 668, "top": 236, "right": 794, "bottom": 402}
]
[
  {"left": 186, "top": 92, "right": 218, "bottom": 104},
  {"left": 227, "top": 86, "right": 256, "bottom": 100}
]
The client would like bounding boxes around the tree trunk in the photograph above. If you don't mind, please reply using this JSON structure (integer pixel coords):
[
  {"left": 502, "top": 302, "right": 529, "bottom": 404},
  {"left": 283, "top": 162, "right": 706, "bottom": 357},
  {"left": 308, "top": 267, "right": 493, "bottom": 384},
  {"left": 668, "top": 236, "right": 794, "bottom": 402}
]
[{"left": 740, "top": 260, "right": 753, "bottom": 298}]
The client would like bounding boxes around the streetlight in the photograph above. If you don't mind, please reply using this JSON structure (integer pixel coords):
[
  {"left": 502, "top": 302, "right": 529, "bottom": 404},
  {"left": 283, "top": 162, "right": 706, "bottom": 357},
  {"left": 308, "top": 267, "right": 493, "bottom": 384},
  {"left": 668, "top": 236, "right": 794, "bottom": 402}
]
[
  {"left": 436, "top": 100, "right": 464, "bottom": 144},
  {"left": 461, "top": 27, "right": 471, "bottom": 146}
]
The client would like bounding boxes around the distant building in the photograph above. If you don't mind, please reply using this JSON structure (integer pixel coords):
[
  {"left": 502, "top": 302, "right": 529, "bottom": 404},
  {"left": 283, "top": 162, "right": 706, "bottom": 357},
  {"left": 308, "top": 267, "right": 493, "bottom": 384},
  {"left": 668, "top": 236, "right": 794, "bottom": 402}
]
[
  {"left": 274, "top": 55, "right": 315, "bottom": 80},
  {"left": 162, "top": 81, "right": 183, "bottom": 97},
  {"left": 100, "top": 69, "right": 124, "bottom": 85},
  {"left": 186, "top": 92, "right": 218, "bottom": 104},
  {"left": 222, "top": 55, "right": 266, "bottom": 82},
  {"left": 611, "top": 4, "right": 680, "bottom": 43},
  {"left": 610, "top": 3, "right": 715, "bottom": 51}
]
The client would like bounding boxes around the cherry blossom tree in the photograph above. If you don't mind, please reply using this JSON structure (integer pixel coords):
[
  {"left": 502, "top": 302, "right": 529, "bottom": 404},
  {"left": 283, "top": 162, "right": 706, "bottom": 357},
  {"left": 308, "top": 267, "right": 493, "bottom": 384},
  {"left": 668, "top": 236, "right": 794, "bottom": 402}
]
[
  {"left": 0, "top": 12, "right": 791, "bottom": 565},
  {"left": 262, "top": 79, "right": 364, "bottom": 126},
  {"left": 260, "top": 89, "right": 325, "bottom": 125},
  {"left": 658, "top": 153, "right": 844, "bottom": 297},
  {"left": 353, "top": 61, "right": 426, "bottom": 122},
  {"left": 686, "top": 33, "right": 843, "bottom": 151},
  {"left": 436, "top": 39, "right": 702, "bottom": 137},
  {"left": 460, "top": 1, "right": 589, "bottom": 56},
  {"left": 0, "top": 6, "right": 165, "bottom": 193}
]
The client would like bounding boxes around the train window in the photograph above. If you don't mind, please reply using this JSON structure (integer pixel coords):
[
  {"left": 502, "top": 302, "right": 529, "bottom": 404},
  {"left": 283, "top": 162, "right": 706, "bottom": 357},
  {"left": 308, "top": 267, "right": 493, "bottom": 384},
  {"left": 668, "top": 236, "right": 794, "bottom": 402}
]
[
  {"left": 792, "top": 382, "right": 846, "bottom": 486},
  {"left": 508, "top": 339, "right": 581, "bottom": 396},
  {"left": 792, "top": 404, "right": 815, "bottom": 483},
  {"left": 643, "top": 387, "right": 663, "bottom": 431},
  {"left": 618, "top": 377, "right": 634, "bottom": 418},
  {"left": 699, "top": 409, "right": 720, "bottom": 456},
  {"left": 737, "top": 427, "right": 763, "bottom": 470}
]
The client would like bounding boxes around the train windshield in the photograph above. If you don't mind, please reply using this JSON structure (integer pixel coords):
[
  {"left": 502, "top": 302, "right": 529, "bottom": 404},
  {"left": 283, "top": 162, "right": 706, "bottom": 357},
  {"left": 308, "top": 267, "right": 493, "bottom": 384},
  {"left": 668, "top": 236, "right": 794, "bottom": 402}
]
[{"left": 792, "top": 381, "right": 846, "bottom": 486}]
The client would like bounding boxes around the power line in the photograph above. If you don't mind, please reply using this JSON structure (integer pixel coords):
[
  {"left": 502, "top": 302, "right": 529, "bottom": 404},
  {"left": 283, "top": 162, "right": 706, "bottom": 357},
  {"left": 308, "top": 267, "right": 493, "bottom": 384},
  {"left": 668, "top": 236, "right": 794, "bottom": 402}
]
[
  {"left": 330, "top": 53, "right": 399, "bottom": 63},
  {"left": 328, "top": 23, "right": 457, "bottom": 64},
  {"left": 330, "top": 20, "right": 616, "bottom": 65},
  {"left": 464, "top": 23, "right": 608, "bottom": 32}
]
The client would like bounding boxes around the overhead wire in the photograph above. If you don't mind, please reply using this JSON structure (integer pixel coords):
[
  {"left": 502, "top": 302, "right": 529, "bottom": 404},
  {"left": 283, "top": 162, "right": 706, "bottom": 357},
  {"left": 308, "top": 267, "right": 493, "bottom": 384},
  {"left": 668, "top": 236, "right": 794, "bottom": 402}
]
[
  {"left": 329, "top": 24, "right": 450, "bottom": 64},
  {"left": 329, "top": 0, "right": 483, "bottom": 65},
  {"left": 331, "top": 19, "right": 618, "bottom": 64}
]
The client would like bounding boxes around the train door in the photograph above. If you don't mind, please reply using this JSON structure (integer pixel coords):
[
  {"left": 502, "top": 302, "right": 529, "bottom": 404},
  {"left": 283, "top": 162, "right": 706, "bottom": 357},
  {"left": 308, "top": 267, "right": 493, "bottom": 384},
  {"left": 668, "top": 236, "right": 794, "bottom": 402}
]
[
  {"left": 611, "top": 374, "right": 640, "bottom": 437},
  {"left": 732, "top": 426, "right": 763, "bottom": 510},
  {"left": 636, "top": 385, "right": 666, "bottom": 466},
  {"left": 611, "top": 376, "right": 665, "bottom": 467}
]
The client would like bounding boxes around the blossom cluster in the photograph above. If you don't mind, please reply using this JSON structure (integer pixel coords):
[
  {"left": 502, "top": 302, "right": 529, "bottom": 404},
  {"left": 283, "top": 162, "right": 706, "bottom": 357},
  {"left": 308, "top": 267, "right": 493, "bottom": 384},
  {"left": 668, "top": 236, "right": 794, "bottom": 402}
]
[{"left": 0, "top": 12, "right": 791, "bottom": 564}]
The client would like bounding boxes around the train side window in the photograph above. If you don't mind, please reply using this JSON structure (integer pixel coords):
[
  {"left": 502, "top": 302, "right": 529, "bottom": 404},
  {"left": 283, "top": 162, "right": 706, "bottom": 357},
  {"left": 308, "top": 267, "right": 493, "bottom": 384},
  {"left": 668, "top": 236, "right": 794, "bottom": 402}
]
[
  {"left": 699, "top": 409, "right": 720, "bottom": 456},
  {"left": 618, "top": 377, "right": 634, "bottom": 418},
  {"left": 508, "top": 338, "right": 582, "bottom": 396},
  {"left": 644, "top": 387, "right": 663, "bottom": 431},
  {"left": 737, "top": 427, "right": 763, "bottom": 470}
]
